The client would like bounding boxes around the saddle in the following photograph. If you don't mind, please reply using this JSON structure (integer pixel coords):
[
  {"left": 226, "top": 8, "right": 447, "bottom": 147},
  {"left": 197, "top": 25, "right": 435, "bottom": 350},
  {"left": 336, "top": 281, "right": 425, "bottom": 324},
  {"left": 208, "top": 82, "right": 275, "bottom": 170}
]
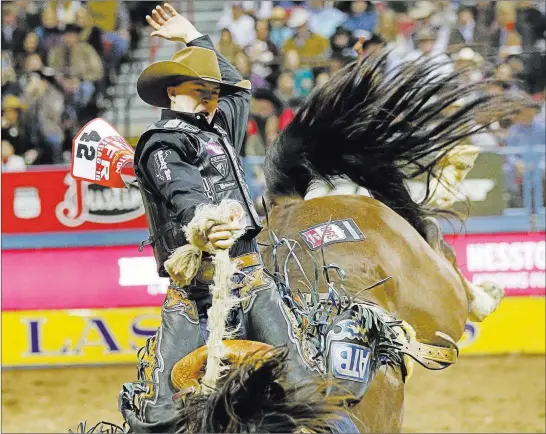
[{"left": 171, "top": 340, "right": 273, "bottom": 399}]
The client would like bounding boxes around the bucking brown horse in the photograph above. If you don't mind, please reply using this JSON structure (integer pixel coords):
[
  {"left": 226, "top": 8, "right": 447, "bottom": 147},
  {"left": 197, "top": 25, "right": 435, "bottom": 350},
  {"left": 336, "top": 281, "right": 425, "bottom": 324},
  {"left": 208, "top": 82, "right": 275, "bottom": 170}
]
[{"left": 253, "top": 54, "right": 513, "bottom": 432}]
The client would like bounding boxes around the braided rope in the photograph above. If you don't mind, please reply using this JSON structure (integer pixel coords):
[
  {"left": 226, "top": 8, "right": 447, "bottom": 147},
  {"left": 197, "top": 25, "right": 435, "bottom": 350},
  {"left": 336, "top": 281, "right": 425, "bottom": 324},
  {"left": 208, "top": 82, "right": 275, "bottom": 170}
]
[{"left": 164, "top": 200, "right": 247, "bottom": 392}]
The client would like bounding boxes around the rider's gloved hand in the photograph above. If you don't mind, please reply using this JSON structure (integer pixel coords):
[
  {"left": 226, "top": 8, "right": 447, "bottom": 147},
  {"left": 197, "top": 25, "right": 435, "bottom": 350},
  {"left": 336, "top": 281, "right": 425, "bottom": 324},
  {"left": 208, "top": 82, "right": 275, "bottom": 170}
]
[{"left": 206, "top": 223, "right": 244, "bottom": 250}]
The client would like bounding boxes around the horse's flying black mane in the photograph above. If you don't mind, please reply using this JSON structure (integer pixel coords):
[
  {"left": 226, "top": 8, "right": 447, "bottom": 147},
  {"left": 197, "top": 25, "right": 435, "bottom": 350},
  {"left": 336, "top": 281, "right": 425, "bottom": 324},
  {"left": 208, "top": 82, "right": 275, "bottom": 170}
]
[
  {"left": 264, "top": 53, "right": 515, "bottom": 237},
  {"left": 173, "top": 347, "right": 348, "bottom": 433}
]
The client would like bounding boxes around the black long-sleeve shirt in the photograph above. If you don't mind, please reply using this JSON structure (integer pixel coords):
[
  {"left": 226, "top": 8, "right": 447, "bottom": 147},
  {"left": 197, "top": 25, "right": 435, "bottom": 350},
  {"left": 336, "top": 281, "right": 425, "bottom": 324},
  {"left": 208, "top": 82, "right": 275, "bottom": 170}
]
[{"left": 135, "top": 35, "right": 251, "bottom": 228}]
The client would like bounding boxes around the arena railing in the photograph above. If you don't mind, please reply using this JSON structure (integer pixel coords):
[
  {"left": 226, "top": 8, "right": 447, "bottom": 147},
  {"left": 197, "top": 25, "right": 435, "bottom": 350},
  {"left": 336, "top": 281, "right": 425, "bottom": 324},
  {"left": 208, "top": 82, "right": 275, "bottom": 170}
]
[{"left": 243, "top": 145, "right": 546, "bottom": 234}]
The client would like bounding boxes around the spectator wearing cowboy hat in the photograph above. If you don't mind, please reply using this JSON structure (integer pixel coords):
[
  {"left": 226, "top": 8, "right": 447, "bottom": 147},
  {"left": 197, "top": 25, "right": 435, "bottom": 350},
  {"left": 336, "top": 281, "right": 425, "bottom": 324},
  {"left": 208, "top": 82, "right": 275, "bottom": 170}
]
[
  {"left": 1, "top": 95, "right": 27, "bottom": 157},
  {"left": 451, "top": 46, "right": 484, "bottom": 86},
  {"left": 1, "top": 76, "right": 28, "bottom": 171},
  {"left": 281, "top": 7, "right": 330, "bottom": 68},
  {"left": 409, "top": 1, "right": 451, "bottom": 52},
  {"left": 409, "top": 1, "right": 436, "bottom": 28},
  {"left": 407, "top": 26, "right": 437, "bottom": 57},
  {"left": 269, "top": 6, "right": 292, "bottom": 49},
  {"left": 403, "top": 27, "right": 453, "bottom": 82}
]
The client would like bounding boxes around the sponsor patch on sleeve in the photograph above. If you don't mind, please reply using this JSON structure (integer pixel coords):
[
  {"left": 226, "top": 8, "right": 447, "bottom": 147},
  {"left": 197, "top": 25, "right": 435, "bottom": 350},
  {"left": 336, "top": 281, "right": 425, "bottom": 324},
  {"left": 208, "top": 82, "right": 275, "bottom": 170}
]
[
  {"left": 215, "top": 180, "right": 238, "bottom": 193},
  {"left": 298, "top": 219, "right": 365, "bottom": 250},
  {"left": 211, "top": 155, "right": 230, "bottom": 178}
]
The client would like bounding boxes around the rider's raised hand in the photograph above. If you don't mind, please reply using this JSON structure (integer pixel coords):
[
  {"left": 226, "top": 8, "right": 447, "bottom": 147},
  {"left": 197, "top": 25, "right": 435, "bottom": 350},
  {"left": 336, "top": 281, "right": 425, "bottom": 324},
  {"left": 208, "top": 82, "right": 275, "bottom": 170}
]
[{"left": 146, "top": 3, "right": 202, "bottom": 43}]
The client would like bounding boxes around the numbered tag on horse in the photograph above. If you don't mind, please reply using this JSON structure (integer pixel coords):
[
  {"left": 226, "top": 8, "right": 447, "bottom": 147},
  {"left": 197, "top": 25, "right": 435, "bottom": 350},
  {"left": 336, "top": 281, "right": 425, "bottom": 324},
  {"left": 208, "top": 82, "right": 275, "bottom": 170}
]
[{"left": 71, "top": 118, "right": 136, "bottom": 188}]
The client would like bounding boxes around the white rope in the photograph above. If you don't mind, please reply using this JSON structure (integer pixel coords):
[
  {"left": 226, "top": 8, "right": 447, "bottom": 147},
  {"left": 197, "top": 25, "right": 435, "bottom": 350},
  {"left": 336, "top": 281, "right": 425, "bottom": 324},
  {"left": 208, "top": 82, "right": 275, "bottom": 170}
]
[
  {"left": 164, "top": 199, "right": 247, "bottom": 392},
  {"left": 200, "top": 248, "right": 240, "bottom": 390}
]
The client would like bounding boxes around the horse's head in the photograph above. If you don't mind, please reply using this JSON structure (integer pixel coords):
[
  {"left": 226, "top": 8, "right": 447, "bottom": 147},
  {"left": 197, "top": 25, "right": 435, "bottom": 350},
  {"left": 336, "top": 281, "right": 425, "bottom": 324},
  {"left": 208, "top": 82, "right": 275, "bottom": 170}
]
[{"left": 169, "top": 340, "right": 347, "bottom": 433}]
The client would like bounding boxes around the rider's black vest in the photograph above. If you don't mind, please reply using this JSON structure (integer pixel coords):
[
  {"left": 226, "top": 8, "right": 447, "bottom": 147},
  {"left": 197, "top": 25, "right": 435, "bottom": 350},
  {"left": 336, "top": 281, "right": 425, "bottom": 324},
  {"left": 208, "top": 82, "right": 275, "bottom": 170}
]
[{"left": 136, "top": 118, "right": 262, "bottom": 277}]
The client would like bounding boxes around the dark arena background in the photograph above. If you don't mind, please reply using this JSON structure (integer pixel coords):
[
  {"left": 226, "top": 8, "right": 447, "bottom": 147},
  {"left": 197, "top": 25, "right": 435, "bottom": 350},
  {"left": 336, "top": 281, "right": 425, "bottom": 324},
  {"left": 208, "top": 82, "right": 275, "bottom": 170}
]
[{"left": 1, "top": 1, "right": 545, "bottom": 432}]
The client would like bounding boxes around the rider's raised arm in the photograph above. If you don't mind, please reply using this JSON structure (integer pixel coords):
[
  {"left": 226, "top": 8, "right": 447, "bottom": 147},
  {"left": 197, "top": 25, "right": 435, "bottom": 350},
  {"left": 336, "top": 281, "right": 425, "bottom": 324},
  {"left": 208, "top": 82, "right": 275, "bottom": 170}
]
[
  {"left": 136, "top": 131, "right": 212, "bottom": 228},
  {"left": 187, "top": 35, "right": 251, "bottom": 154}
]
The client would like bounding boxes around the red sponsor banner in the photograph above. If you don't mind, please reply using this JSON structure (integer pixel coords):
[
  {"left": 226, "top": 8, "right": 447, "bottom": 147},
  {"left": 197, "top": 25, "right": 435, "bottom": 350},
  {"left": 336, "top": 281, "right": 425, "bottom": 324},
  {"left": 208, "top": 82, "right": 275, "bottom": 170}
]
[
  {"left": 1, "top": 167, "right": 147, "bottom": 234},
  {"left": 445, "top": 232, "right": 546, "bottom": 297},
  {"left": 2, "top": 245, "right": 167, "bottom": 311}
]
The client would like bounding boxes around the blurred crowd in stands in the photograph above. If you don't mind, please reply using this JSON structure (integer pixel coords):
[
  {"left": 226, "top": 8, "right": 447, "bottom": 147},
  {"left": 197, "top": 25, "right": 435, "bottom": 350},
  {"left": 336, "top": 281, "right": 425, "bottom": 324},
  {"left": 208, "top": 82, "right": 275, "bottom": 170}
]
[
  {"left": 211, "top": 0, "right": 545, "bottom": 208},
  {"left": 2, "top": 1, "right": 545, "bottom": 209},
  {"left": 1, "top": 0, "right": 151, "bottom": 168}
]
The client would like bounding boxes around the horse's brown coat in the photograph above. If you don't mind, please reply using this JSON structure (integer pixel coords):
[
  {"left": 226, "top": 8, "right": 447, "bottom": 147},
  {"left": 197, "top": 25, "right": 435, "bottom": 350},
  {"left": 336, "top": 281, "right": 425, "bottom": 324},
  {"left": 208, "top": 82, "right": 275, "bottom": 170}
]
[{"left": 259, "top": 195, "right": 470, "bottom": 432}]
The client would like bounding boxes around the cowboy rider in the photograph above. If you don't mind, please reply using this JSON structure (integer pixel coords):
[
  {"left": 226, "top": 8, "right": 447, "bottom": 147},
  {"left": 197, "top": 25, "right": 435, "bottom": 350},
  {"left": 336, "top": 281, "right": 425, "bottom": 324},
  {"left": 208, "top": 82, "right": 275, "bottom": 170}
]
[{"left": 117, "top": 3, "right": 312, "bottom": 431}]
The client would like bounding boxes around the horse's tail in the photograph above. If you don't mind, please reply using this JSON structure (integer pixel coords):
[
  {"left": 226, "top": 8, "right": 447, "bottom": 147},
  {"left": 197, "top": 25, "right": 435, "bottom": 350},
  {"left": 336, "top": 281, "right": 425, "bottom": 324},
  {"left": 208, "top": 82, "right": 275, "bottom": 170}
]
[
  {"left": 175, "top": 347, "right": 348, "bottom": 433},
  {"left": 264, "top": 54, "right": 518, "bottom": 235}
]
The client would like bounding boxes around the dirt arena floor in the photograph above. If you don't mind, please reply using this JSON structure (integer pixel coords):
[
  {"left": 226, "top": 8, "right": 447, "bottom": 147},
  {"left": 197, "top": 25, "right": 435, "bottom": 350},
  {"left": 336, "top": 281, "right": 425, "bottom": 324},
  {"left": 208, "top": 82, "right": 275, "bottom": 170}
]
[{"left": 2, "top": 354, "right": 545, "bottom": 433}]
